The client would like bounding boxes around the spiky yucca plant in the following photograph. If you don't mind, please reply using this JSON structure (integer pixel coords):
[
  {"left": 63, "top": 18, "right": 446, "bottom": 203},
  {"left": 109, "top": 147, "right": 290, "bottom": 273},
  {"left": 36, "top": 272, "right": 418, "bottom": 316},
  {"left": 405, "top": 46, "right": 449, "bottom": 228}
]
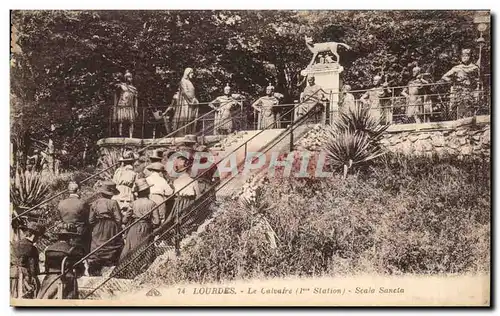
[
  {"left": 10, "top": 169, "right": 50, "bottom": 209},
  {"left": 324, "top": 106, "right": 390, "bottom": 178},
  {"left": 96, "top": 148, "right": 123, "bottom": 180}
]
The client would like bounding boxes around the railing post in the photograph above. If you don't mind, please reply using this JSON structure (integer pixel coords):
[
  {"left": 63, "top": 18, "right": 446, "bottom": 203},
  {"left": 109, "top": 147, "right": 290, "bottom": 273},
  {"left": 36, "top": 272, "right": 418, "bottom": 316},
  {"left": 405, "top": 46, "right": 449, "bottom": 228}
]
[
  {"left": 175, "top": 207, "right": 180, "bottom": 257},
  {"left": 390, "top": 88, "right": 394, "bottom": 124},
  {"left": 141, "top": 107, "right": 145, "bottom": 139},
  {"left": 108, "top": 105, "right": 112, "bottom": 137},
  {"left": 289, "top": 125, "right": 294, "bottom": 152}
]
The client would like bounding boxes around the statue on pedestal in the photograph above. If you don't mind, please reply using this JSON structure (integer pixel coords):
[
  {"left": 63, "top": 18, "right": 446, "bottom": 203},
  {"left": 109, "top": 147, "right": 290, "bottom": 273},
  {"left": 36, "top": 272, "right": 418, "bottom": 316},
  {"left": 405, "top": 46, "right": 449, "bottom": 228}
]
[
  {"left": 340, "top": 84, "right": 356, "bottom": 114},
  {"left": 297, "top": 76, "right": 327, "bottom": 124},
  {"left": 401, "top": 66, "right": 430, "bottom": 123},
  {"left": 209, "top": 84, "right": 243, "bottom": 135},
  {"left": 113, "top": 71, "right": 138, "bottom": 138},
  {"left": 441, "top": 48, "right": 480, "bottom": 119},
  {"left": 113, "top": 70, "right": 138, "bottom": 138},
  {"left": 251, "top": 84, "right": 284, "bottom": 130},
  {"left": 169, "top": 68, "right": 199, "bottom": 136},
  {"left": 304, "top": 35, "right": 351, "bottom": 69},
  {"left": 360, "top": 75, "right": 391, "bottom": 124}
]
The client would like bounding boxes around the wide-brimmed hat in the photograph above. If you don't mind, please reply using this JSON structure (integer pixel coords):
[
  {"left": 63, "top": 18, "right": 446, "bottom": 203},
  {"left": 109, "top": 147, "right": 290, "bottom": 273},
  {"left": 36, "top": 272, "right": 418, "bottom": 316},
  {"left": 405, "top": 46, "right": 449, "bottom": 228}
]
[
  {"left": 119, "top": 151, "right": 135, "bottom": 162},
  {"left": 146, "top": 162, "right": 165, "bottom": 172},
  {"left": 99, "top": 180, "right": 120, "bottom": 196},
  {"left": 194, "top": 144, "right": 208, "bottom": 152},
  {"left": 19, "top": 221, "right": 46, "bottom": 237},
  {"left": 165, "top": 149, "right": 177, "bottom": 159},
  {"left": 182, "top": 135, "right": 198, "bottom": 145},
  {"left": 53, "top": 222, "right": 81, "bottom": 237},
  {"left": 134, "top": 178, "right": 153, "bottom": 193},
  {"left": 149, "top": 150, "right": 164, "bottom": 162}
]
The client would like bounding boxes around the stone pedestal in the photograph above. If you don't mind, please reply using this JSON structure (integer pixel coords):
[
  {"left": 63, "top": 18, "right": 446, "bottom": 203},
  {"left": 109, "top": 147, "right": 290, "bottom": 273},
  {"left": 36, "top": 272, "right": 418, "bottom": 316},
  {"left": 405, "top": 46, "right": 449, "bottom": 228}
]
[{"left": 300, "top": 63, "right": 344, "bottom": 124}]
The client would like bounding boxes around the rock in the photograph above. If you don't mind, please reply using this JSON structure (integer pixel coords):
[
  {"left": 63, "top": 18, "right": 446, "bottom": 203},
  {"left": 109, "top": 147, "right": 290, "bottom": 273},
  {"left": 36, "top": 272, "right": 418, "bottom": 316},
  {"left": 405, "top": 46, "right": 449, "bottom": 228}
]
[
  {"left": 408, "top": 134, "right": 419, "bottom": 142},
  {"left": 448, "top": 141, "right": 460, "bottom": 149},
  {"left": 455, "top": 128, "right": 467, "bottom": 136},
  {"left": 417, "top": 133, "right": 431, "bottom": 140},
  {"left": 460, "top": 146, "right": 472, "bottom": 156},
  {"left": 482, "top": 128, "right": 490, "bottom": 142}
]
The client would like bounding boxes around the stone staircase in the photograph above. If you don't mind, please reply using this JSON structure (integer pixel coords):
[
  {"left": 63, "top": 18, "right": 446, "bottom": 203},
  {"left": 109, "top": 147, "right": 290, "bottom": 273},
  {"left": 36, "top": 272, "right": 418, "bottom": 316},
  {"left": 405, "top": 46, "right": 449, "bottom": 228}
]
[{"left": 79, "top": 126, "right": 313, "bottom": 300}]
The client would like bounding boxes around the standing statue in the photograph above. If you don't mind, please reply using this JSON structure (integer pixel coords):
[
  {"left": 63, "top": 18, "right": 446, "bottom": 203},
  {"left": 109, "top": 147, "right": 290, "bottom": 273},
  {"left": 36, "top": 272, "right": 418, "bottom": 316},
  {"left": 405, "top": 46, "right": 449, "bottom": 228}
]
[
  {"left": 401, "top": 66, "right": 430, "bottom": 123},
  {"left": 441, "top": 48, "right": 480, "bottom": 119},
  {"left": 209, "top": 84, "right": 242, "bottom": 135},
  {"left": 304, "top": 35, "right": 351, "bottom": 68},
  {"left": 340, "top": 84, "right": 356, "bottom": 114},
  {"left": 251, "top": 84, "right": 284, "bottom": 129},
  {"left": 172, "top": 68, "right": 199, "bottom": 136},
  {"left": 297, "top": 76, "right": 327, "bottom": 123},
  {"left": 360, "top": 75, "right": 391, "bottom": 124},
  {"left": 113, "top": 70, "right": 138, "bottom": 138}
]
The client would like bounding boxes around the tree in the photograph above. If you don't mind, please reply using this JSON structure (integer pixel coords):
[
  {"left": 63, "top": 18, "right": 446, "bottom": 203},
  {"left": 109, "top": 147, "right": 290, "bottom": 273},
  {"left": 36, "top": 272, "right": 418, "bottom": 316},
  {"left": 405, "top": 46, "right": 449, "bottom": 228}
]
[{"left": 10, "top": 10, "right": 488, "bottom": 170}]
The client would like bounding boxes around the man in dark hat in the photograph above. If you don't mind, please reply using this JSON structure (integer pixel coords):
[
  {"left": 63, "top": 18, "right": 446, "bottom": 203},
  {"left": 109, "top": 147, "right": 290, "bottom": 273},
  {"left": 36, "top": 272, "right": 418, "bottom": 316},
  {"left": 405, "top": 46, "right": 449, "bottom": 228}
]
[
  {"left": 37, "top": 223, "right": 85, "bottom": 299},
  {"left": 10, "top": 221, "right": 45, "bottom": 299},
  {"left": 57, "top": 182, "right": 90, "bottom": 253}
]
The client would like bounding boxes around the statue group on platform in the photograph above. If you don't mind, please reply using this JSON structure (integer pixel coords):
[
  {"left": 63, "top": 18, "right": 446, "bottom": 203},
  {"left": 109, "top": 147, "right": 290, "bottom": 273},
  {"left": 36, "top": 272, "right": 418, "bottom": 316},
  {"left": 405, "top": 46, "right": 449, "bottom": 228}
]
[
  {"left": 337, "top": 48, "right": 482, "bottom": 124},
  {"left": 109, "top": 43, "right": 484, "bottom": 139}
]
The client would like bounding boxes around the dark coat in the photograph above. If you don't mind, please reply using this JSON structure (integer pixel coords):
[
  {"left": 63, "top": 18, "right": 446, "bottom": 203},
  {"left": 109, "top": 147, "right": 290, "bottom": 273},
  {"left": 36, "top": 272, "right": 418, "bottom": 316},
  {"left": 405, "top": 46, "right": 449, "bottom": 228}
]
[
  {"left": 10, "top": 238, "right": 40, "bottom": 298},
  {"left": 37, "top": 240, "right": 85, "bottom": 299}
]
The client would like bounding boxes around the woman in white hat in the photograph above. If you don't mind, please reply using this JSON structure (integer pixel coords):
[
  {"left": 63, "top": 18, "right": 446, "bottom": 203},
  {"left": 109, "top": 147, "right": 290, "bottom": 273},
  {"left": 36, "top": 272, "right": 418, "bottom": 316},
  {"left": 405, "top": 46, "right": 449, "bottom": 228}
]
[
  {"left": 119, "top": 178, "right": 160, "bottom": 274},
  {"left": 164, "top": 153, "right": 201, "bottom": 227}
]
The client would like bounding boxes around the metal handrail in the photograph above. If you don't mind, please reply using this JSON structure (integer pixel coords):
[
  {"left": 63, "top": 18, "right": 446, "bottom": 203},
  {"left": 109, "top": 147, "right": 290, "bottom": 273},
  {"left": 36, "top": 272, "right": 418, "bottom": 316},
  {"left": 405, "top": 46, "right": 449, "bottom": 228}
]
[
  {"left": 38, "top": 90, "right": 324, "bottom": 296},
  {"left": 82, "top": 91, "right": 323, "bottom": 298},
  {"left": 12, "top": 106, "right": 220, "bottom": 221}
]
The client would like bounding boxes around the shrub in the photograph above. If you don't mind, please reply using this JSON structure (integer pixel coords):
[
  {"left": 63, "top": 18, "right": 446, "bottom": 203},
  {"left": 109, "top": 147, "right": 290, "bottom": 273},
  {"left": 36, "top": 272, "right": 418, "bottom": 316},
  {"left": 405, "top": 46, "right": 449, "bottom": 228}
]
[
  {"left": 324, "top": 107, "right": 389, "bottom": 178},
  {"left": 146, "top": 153, "right": 490, "bottom": 284},
  {"left": 10, "top": 169, "right": 50, "bottom": 210}
]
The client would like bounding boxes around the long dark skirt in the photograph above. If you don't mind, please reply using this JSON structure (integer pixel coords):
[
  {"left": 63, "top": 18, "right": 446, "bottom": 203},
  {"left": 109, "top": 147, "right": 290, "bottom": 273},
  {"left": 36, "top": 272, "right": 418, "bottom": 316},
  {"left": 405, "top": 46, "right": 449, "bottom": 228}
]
[
  {"left": 37, "top": 273, "right": 78, "bottom": 299},
  {"left": 116, "top": 222, "right": 155, "bottom": 278},
  {"left": 10, "top": 267, "right": 39, "bottom": 299},
  {"left": 87, "top": 219, "right": 123, "bottom": 275},
  {"left": 164, "top": 196, "right": 195, "bottom": 229}
]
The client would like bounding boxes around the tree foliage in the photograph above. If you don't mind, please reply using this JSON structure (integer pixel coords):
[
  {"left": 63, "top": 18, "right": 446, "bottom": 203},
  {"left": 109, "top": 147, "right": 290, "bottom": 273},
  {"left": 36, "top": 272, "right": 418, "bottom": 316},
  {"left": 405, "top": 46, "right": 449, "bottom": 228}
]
[{"left": 10, "top": 10, "right": 488, "bottom": 168}]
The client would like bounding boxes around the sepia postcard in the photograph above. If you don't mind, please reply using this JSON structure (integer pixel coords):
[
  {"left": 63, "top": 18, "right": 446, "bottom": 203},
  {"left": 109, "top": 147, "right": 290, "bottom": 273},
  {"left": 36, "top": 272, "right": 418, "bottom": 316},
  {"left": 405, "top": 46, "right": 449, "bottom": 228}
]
[{"left": 9, "top": 9, "right": 491, "bottom": 307}]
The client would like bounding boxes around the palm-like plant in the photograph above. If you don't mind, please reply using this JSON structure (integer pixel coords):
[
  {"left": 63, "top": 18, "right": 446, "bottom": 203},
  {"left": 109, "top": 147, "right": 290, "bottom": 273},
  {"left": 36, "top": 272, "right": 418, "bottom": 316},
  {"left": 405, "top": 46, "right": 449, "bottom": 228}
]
[
  {"left": 10, "top": 169, "right": 50, "bottom": 209},
  {"left": 324, "top": 106, "right": 390, "bottom": 178},
  {"left": 96, "top": 148, "right": 123, "bottom": 180}
]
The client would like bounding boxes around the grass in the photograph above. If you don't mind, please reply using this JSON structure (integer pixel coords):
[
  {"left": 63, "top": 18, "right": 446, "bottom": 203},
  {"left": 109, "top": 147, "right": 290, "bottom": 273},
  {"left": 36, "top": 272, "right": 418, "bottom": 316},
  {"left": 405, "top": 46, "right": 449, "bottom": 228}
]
[{"left": 143, "top": 153, "right": 490, "bottom": 285}]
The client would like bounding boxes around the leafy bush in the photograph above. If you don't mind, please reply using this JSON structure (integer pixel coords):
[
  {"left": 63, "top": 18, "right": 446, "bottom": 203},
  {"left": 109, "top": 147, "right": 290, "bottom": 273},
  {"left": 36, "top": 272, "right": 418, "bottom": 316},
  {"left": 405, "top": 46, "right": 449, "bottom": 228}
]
[{"left": 146, "top": 154, "right": 490, "bottom": 285}]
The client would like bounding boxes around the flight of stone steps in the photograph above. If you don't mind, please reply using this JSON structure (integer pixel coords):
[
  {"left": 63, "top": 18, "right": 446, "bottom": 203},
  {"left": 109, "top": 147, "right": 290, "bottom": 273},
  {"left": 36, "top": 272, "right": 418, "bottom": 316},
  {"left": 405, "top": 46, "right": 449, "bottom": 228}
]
[
  {"left": 79, "top": 125, "right": 314, "bottom": 299},
  {"left": 216, "top": 124, "right": 311, "bottom": 198}
]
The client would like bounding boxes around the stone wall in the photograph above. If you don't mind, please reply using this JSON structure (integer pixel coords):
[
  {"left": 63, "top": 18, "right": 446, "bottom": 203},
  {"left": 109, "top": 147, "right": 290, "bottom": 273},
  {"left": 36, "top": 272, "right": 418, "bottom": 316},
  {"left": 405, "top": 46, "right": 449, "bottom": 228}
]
[
  {"left": 296, "top": 115, "right": 491, "bottom": 159},
  {"left": 381, "top": 123, "right": 490, "bottom": 159}
]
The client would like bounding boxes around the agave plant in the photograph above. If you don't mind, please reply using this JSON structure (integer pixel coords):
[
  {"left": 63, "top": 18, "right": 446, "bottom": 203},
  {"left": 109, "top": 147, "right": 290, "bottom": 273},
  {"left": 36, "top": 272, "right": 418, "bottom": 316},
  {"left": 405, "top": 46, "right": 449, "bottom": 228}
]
[
  {"left": 96, "top": 148, "right": 123, "bottom": 180},
  {"left": 10, "top": 169, "right": 50, "bottom": 209},
  {"left": 324, "top": 107, "right": 390, "bottom": 178}
]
